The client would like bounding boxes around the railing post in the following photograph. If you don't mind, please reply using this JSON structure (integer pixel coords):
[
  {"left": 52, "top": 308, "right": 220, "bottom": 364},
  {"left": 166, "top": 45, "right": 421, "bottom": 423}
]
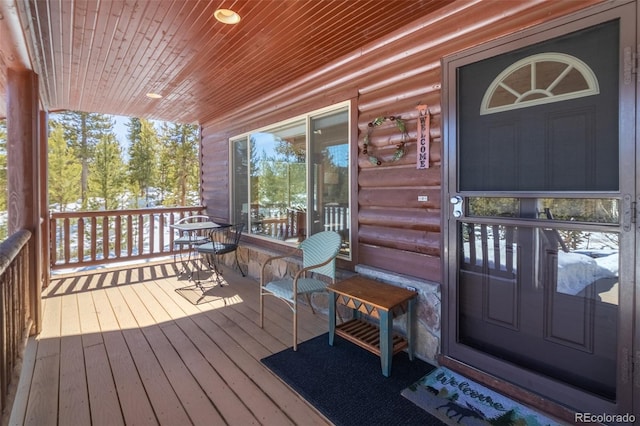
[
  {"left": 158, "top": 214, "right": 165, "bottom": 254},
  {"left": 137, "top": 213, "right": 144, "bottom": 255},
  {"left": 6, "top": 69, "right": 41, "bottom": 335},
  {"left": 49, "top": 216, "right": 56, "bottom": 268},
  {"left": 90, "top": 217, "right": 96, "bottom": 261},
  {"left": 114, "top": 215, "right": 121, "bottom": 259},
  {"left": 127, "top": 215, "right": 133, "bottom": 256},
  {"left": 148, "top": 214, "right": 155, "bottom": 256},
  {"left": 63, "top": 218, "right": 70, "bottom": 263},
  {"left": 78, "top": 217, "right": 85, "bottom": 262},
  {"left": 102, "top": 216, "right": 109, "bottom": 261}
]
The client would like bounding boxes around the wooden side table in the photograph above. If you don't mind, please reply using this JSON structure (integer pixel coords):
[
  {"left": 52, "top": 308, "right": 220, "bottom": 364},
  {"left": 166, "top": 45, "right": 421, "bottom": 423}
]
[{"left": 327, "top": 275, "right": 417, "bottom": 377}]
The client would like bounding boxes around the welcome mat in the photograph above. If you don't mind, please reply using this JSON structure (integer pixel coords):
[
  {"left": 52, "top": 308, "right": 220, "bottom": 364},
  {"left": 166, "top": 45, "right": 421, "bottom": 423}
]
[
  {"left": 261, "top": 334, "right": 445, "bottom": 426},
  {"left": 401, "top": 367, "right": 562, "bottom": 426}
]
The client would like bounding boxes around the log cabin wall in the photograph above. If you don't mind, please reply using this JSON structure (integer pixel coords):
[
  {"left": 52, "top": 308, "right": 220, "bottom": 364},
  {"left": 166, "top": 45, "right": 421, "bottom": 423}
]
[
  {"left": 202, "top": 0, "right": 601, "bottom": 278},
  {"left": 201, "top": 0, "right": 603, "bottom": 360}
]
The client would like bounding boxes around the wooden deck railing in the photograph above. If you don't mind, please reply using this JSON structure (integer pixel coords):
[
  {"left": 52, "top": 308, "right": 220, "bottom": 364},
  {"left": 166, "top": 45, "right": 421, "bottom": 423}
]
[
  {"left": 49, "top": 206, "right": 206, "bottom": 270},
  {"left": 251, "top": 204, "right": 349, "bottom": 241},
  {"left": 0, "top": 229, "right": 32, "bottom": 413}
]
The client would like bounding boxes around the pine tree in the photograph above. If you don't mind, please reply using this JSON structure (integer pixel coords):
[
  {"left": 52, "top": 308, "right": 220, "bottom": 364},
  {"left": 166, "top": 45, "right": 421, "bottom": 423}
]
[
  {"left": 257, "top": 136, "right": 306, "bottom": 212},
  {"left": 156, "top": 128, "right": 173, "bottom": 205},
  {"left": 89, "top": 134, "right": 126, "bottom": 210},
  {"left": 48, "top": 123, "right": 82, "bottom": 212},
  {"left": 126, "top": 117, "right": 142, "bottom": 144},
  {"left": 128, "top": 118, "right": 158, "bottom": 207},
  {"left": 56, "top": 111, "right": 115, "bottom": 209},
  {"left": 160, "top": 122, "right": 199, "bottom": 206}
]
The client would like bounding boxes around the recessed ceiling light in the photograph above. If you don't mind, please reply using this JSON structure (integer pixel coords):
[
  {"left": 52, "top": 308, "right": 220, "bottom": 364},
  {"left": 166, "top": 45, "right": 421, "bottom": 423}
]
[
  {"left": 146, "top": 92, "right": 162, "bottom": 99},
  {"left": 214, "top": 9, "right": 240, "bottom": 24}
]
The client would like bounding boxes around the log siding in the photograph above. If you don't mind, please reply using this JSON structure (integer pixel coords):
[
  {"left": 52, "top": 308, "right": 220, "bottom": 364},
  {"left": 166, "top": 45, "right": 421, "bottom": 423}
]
[{"left": 201, "top": 0, "right": 601, "bottom": 282}]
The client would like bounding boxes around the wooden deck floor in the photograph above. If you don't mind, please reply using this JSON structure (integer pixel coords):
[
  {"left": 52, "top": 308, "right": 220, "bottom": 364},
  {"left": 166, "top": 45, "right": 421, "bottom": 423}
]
[{"left": 8, "top": 260, "right": 331, "bottom": 426}]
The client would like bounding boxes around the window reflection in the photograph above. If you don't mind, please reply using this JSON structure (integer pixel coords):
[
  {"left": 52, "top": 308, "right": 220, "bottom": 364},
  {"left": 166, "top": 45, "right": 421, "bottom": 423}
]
[
  {"left": 249, "top": 120, "right": 307, "bottom": 241},
  {"left": 310, "top": 109, "right": 350, "bottom": 256},
  {"left": 230, "top": 104, "right": 351, "bottom": 258},
  {"left": 468, "top": 197, "right": 519, "bottom": 217},
  {"left": 461, "top": 223, "right": 619, "bottom": 304},
  {"left": 538, "top": 198, "right": 619, "bottom": 224},
  {"left": 459, "top": 222, "right": 618, "bottom": 398},
  {"left": 467, "top": 197, "right": 619, "bottom": 225},
  {"left": 539, "top": 229, "right": 619, "bottom": 304}
]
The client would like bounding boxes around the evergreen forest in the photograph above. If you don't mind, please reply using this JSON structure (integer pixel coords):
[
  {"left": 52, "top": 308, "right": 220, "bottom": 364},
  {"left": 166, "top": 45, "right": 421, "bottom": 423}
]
[{"left": 0, "top": 112, "right": 201, "bottom": 241}]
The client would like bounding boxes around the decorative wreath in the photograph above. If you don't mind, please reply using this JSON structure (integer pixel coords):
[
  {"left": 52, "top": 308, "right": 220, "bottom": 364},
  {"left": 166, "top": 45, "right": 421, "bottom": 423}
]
[{"left": 362, "top": 116, "right": 408, "bottom": 166}]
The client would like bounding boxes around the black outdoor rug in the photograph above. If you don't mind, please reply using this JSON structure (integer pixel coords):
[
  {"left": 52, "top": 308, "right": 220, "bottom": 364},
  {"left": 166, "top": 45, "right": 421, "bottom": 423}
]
[{"left": 260, "top": 333, "right": 446, "bottom": 426}]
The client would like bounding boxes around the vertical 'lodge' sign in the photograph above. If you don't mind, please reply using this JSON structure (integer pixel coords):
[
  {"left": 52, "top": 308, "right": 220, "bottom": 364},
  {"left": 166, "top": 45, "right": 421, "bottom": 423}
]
[{"left": 416, "top": 105, "right": 430, "bottom": 169}]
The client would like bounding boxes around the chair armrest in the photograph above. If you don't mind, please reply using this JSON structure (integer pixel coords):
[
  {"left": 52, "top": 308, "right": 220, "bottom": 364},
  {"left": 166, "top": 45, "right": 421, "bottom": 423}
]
[
  {"left": 260, "top": 249, "right": 300, "bottom": 284},
  {"left": 291, "top": 254, "right": 336, "bottom": 293}
]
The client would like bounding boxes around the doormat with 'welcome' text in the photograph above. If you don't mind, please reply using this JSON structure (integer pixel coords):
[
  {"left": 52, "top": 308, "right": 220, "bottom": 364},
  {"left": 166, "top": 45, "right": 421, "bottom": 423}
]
[{"left": 401, "top": 367, "right": 563, "bottom": 426}]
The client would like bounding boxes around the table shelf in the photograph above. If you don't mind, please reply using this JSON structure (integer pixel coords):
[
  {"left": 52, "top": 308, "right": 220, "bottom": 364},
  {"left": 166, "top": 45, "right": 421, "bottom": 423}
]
[{"left": 335, "top": 319, "right": 408, "bottom": 356}]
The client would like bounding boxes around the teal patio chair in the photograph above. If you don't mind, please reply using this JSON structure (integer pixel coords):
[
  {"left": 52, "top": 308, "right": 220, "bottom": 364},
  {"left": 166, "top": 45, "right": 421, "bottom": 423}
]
[{"left": 259, "top": 231, "right": 341, "bottom": 350}]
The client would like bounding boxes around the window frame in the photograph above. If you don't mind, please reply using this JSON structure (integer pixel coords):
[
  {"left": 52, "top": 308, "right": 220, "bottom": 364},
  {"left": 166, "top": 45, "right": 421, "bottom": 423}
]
[{"left": 229, "top": 101, "right": 352, "bottom": 260}]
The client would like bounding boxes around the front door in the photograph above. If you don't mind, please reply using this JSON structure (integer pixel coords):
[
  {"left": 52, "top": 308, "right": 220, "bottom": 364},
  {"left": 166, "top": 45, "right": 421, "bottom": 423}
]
[{"left": 443, "top": 2, "right": 637, "bottom": 414}]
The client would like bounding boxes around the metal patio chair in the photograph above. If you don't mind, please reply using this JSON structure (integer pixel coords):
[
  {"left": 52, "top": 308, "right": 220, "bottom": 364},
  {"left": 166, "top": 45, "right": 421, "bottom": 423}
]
[{"left": 195, "top": 223, "right": 245, "bottom": 288}]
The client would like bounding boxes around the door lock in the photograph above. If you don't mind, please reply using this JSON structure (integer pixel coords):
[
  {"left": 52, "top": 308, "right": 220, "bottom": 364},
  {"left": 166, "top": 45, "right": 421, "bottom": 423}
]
[{"left": 450, "top": 196, "right": 463, "bottom": 218}]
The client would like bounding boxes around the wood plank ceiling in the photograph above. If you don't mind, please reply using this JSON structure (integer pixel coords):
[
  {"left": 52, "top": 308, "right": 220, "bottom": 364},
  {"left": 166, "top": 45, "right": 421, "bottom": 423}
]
[{"left": 1, "top": 0, "right": 454, "bottom": 124}]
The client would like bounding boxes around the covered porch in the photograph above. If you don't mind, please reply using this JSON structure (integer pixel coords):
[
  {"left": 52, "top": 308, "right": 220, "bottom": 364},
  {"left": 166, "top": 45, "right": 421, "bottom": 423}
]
[
  {"left": 9, "top": 260, "right": 330, "bottom": 425},
  {"left": 2, "top": 0, "right": 636, "bottom": 421}
]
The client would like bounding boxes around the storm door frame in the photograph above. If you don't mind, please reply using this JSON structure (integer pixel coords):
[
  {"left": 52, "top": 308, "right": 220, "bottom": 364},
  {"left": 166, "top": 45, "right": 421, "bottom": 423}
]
[{"left": 441, "top": 0, "right": 637, "bottom": 415}]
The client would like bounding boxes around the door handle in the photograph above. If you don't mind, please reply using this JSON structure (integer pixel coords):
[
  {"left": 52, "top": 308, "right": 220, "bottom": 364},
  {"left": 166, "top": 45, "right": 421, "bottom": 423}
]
[{"left": 450, "top": 196, "right": 463, "bottom": 218}]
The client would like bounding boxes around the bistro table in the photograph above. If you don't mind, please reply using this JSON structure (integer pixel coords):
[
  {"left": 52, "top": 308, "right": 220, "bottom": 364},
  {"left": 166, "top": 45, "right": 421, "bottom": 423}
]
[
  {"left": 327, "top": 275, "right": 417, "bottom": 377},
  {"left": 170, "top": 220, "right": 223, "bottom": 234},
  {"left": 170, "top": 220, "right": 225, "bottom": 278}
]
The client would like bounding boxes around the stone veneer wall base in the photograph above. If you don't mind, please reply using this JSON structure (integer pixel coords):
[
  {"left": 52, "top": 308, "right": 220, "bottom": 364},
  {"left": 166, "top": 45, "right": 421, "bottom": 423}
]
[{"left": 355, "top": 265, "right": 441, "bottom": 364}]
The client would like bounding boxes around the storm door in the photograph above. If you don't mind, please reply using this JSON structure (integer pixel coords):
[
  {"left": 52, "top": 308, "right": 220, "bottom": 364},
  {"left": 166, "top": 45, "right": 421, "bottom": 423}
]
[{"left": 443, "top": 3, "right": 636, "bottom": 415}]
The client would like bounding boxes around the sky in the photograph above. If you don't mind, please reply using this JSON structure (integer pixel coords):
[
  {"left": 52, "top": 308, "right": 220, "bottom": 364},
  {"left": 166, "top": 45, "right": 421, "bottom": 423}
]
[{"left": 113, "top": 115, "right": 130, "bottom": 147}]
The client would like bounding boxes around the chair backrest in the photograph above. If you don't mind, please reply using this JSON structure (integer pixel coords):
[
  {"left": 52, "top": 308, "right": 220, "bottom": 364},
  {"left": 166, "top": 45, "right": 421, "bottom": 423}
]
[
  {"left": 209, "top": 223, "right": 244, "bottom": 254},
  {"left": 298, "top": 231, "right": 341, "bottom": 279},
  {"left": 175, "top": 214, "right": 211, "bottom": 227}
]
